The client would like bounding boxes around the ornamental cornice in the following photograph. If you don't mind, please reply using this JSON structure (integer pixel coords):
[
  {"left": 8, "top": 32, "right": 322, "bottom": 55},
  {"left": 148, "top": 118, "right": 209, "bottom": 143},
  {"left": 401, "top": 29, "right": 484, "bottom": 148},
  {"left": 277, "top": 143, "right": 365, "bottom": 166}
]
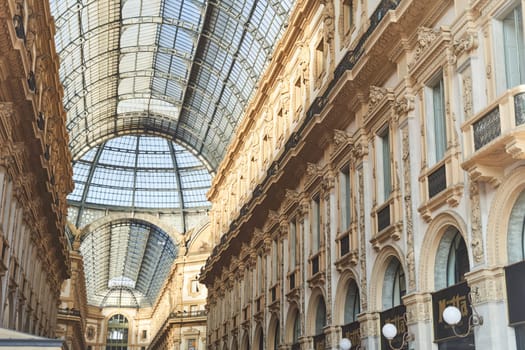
[{"left": 408, "top": 26, "right": 452, "bottom": 78}]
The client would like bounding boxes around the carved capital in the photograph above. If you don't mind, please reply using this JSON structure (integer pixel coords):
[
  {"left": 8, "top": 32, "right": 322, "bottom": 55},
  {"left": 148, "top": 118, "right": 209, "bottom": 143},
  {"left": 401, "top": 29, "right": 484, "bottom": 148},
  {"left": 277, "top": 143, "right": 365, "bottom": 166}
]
[{"left": 394, "top": 94, "right": 415, "bottom": 115}]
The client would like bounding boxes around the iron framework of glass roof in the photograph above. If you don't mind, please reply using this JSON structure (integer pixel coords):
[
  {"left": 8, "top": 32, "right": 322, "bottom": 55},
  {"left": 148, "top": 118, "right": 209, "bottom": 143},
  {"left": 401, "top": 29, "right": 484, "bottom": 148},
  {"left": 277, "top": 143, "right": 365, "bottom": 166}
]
[
  {"left": 68, "top": 135, "right": 211, "bottom": 228},
  {"left": 50, "top": 0, "right": 295, "bottom": 169},
  {"left": 80, "top": 219, "right": 178, "bottom": 308}
]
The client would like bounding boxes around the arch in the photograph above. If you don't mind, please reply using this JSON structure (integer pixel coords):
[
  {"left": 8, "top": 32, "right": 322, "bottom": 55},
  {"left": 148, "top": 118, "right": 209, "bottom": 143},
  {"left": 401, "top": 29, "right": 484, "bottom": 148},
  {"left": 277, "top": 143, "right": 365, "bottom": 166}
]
[
  {"left": 268, "top": 315, "right": 280, "bottom": 350},
  {"left": 285, "top": 306, "right": 301, "bottom": 344},
  {"left": 306, "top": 288, "right": 327, "bottom": 335},
  {"left": 253, "top": 324, "right": 264, "bottom": 350},
  {"left": 105, "top": 313, "right": 130, "bottom": 349},
  {"left": 333, "top": 268, "right": 360, "bottom": 325},
  {"left": 229, "top": 336, "right": 239, "bottom": 350},
  {"left": 78, "top": 214, "right": 184, "bottom": 247},
  {"left": 382, "top": 257, "right": 406, "bottom": 310},
  {"left": 241, "top": 330, "right": 250, "bottom": 350},
  {"left": 507, "top": 190, "right": 525, "bottom": 264},
  {"left": 369, "top": 244, "right": 406, "bottom": 311},
  {"left": 487, "top": 166, "right": 525, "bottom": 265},
  {"left": 418, "top": 211, "right": 469, "bottom": 291}
]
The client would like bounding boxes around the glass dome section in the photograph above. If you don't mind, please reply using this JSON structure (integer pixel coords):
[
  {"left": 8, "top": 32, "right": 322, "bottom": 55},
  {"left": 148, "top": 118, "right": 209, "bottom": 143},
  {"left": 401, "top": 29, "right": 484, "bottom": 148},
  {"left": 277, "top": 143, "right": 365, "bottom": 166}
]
[
  {"left": 68, "top": 135, "right": 212, "bottom": 210},
  {"left": 50, "top": 0, "right": 296, "bottom": 169},
  {"left": 80, "top": 219, "right": 178, "bottom": 308}
]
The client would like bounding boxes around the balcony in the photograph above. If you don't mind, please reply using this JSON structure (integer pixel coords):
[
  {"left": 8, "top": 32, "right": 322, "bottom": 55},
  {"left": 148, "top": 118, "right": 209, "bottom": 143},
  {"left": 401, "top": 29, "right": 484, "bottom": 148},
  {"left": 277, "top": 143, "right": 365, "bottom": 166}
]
[{"left": 462, "top": 86, "right": 525, "bottom": 185}]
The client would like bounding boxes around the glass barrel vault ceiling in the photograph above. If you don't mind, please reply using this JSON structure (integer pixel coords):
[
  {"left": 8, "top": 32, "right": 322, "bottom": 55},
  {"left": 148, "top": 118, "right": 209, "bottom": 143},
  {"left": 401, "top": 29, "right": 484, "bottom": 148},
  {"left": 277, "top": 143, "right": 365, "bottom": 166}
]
[
  {"left": 80, "top": 219, "right": 178, "bottom": 308},
  {"left": 68, "top": 135, "right": 212, "bottom": 212},
  {"left": 50, "top": 0, "right": 296, "bottom": 169}
]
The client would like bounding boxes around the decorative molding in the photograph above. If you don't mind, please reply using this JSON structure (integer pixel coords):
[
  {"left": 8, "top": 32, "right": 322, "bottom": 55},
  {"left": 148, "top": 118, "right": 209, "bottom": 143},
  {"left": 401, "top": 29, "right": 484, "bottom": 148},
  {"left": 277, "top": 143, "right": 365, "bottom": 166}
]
[
  {"left": 402, "top": 129, "right": 416, "bottom": 291},
  {"left": 469, "top": 179, "right": 484, "bottom": 264},
  {"left": 358, "top": 166, "right": 367, "bottom": 310},
  {"left": 413, "top": 26, "right": 439, "bottom": 62},
  {"left": 394, "top": 94, "right": 415, "bottom": 116}
]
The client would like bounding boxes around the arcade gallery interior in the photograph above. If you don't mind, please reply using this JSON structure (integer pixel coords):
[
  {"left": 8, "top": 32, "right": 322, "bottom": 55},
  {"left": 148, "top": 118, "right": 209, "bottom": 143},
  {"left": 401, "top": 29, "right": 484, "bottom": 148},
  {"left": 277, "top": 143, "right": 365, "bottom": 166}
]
[{"left": 1, "top": 0, "right": 525, "bottom": 349}]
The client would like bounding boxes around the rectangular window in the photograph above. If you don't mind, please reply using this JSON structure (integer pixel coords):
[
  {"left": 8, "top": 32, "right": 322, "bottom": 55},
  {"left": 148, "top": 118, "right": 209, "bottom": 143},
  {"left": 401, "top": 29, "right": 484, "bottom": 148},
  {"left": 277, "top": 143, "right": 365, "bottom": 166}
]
[
  {"left": 294, "top": 77, "right": 302, "bottom": 112},
  {"left": 315, "top": 40, "right": 324, "bottom": 79},
  {"left": 344, "top": 0, "right": 353, "bottom": 32},
  {"left": 272, "top": 239, "right": 278, "bottom": 282},
  {"left": 504, "top": 5, "right": 525, "bottom": 88},
  {"left": 379, "top": 128, "right": 392, "bottom": 202},
  {"left": 191, "top": 280, "right": 199, "bottom": 293},
  {"left": 188, "top": 338, "right": 196, "bottom": 350},
  {"left": 340, "top": 166, "right": 351, "bottom": 231},
  {"left": 142, "top": 330, "right": 147, "bottom": 339},
  {"left": 429, "top": 76, "right": 447, "bottom": 164},
  {"left": 312, "top": 196, "right": 321, "bottom": 252},
  {"left": 289, "top": 220, "right": 297, "bottom": 269},
  {"left": 257, "top": 254, "right": 263, "bottom": 294}
]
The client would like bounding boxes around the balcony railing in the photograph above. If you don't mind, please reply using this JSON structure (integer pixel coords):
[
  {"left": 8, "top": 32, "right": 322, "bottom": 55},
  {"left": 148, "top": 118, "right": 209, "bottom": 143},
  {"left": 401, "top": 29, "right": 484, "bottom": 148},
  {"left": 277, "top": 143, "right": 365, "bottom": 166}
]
[
  {"left": 463, "top": 86, "right": 525, "bottom": 169},
  {"left": 289, "top": 271, "right": 296, "bottom": 290},
  {"left": 168, "top": 310, "right": 207, "bottom": 319},
  {"left": 377, "top": 204, "right": 390, "bottom": 232},
  {"left": 340, "top": 234, "right": 350, "bottom": 257},
  {"left": 427, "top": 164, "right": 446, "bottom": 198},
  {"left": 311, "top": 255, "right": 320, "bottom": 275},
  {"left": 57, "top": 308, "right": 81, "bottom": 317}
]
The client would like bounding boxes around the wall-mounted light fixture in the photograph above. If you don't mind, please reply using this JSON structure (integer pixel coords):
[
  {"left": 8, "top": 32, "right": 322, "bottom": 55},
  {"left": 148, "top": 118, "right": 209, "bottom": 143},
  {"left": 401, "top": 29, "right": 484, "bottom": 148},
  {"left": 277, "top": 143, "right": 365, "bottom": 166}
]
[
  {"left": 339, "top": 337, "right": 361, "bottom": 350},
  {"left": 381, "top": 315, "right": 413, "bottom": 350},
  {"left": 442, "top": 288, "right": 483, "bottom": 337}
]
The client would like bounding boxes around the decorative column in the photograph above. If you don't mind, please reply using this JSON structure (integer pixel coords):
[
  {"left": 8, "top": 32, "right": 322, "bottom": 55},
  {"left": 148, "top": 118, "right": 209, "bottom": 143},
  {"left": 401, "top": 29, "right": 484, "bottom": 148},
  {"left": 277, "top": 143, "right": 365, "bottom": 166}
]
[
  {"left": 403, "top": 292, "right": 433, "bottom": 349},
  {"left": 465, "top": 267, "right": 511, "bottom": 350},
  {"left": 358, "top": 312, "right": 380, "bottom": 350}
]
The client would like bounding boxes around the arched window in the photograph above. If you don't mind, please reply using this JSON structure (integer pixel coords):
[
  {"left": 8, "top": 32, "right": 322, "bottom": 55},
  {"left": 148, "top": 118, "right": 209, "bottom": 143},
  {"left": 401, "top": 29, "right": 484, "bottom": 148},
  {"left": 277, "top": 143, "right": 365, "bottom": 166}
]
[
  {"left": 382, "top": 258, "right": 406, "bottom": 310},
  {"left": 274, "top": 321, "right": 280, "bottom": 350},
  {"left": 446, "top": 232, "right": 469, "bottom": 286},
  {"left": 258, "top": 330, "right": 263, "bottom": 350},
  {"left": 106, "top": 314, "right": 128, "bottom": 350},
  {"left": 293, "top": 313, "right": 300, "bottom": 344},
  {"left": 508, "top": 190, "right": 525, "bottom": 263},
  {"left": 344, "top": 280, "right": 360, "bottom": 324},
  {"left": 315, "top": 298, "right": 326, "bottom": 335}
]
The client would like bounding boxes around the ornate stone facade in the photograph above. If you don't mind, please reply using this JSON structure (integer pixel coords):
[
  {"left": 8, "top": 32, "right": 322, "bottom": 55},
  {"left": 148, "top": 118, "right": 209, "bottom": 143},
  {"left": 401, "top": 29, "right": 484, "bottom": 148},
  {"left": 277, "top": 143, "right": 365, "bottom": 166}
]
[
  {"left": 201, "top": 1, "right": 525, "bottom": 350},
  {"left": 0, "top": 0, "right": 72, "bottom": 339}
]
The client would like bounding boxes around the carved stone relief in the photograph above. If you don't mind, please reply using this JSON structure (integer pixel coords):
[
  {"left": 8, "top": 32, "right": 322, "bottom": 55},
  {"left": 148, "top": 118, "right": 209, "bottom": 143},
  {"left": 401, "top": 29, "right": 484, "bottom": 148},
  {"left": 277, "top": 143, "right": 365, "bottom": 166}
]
[
  {"left": 469, "top": 179, "right": 484, "bottom": 264},
  {"left": 358, "top": 166, "right": 367, "bottom": 310},
  {"left": 402, "top": 129, "right": 416, "bottom": 291},
  {"left": 413, "top": 27, "right": 438, "bottom": 62}
]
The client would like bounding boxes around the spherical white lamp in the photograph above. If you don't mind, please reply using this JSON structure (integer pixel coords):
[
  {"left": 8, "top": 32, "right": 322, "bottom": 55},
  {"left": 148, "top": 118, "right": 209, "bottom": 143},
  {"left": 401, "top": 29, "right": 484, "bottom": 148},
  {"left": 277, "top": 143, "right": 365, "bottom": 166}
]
[
  {"left": 442, "top": 306, "right": 462, "bottom": 326},
  {"left": 339, "top": 337, "right": 352, "bottom": 350},
  {"left": 382, "top": 323, "right": 398, "bottom": 340}
]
